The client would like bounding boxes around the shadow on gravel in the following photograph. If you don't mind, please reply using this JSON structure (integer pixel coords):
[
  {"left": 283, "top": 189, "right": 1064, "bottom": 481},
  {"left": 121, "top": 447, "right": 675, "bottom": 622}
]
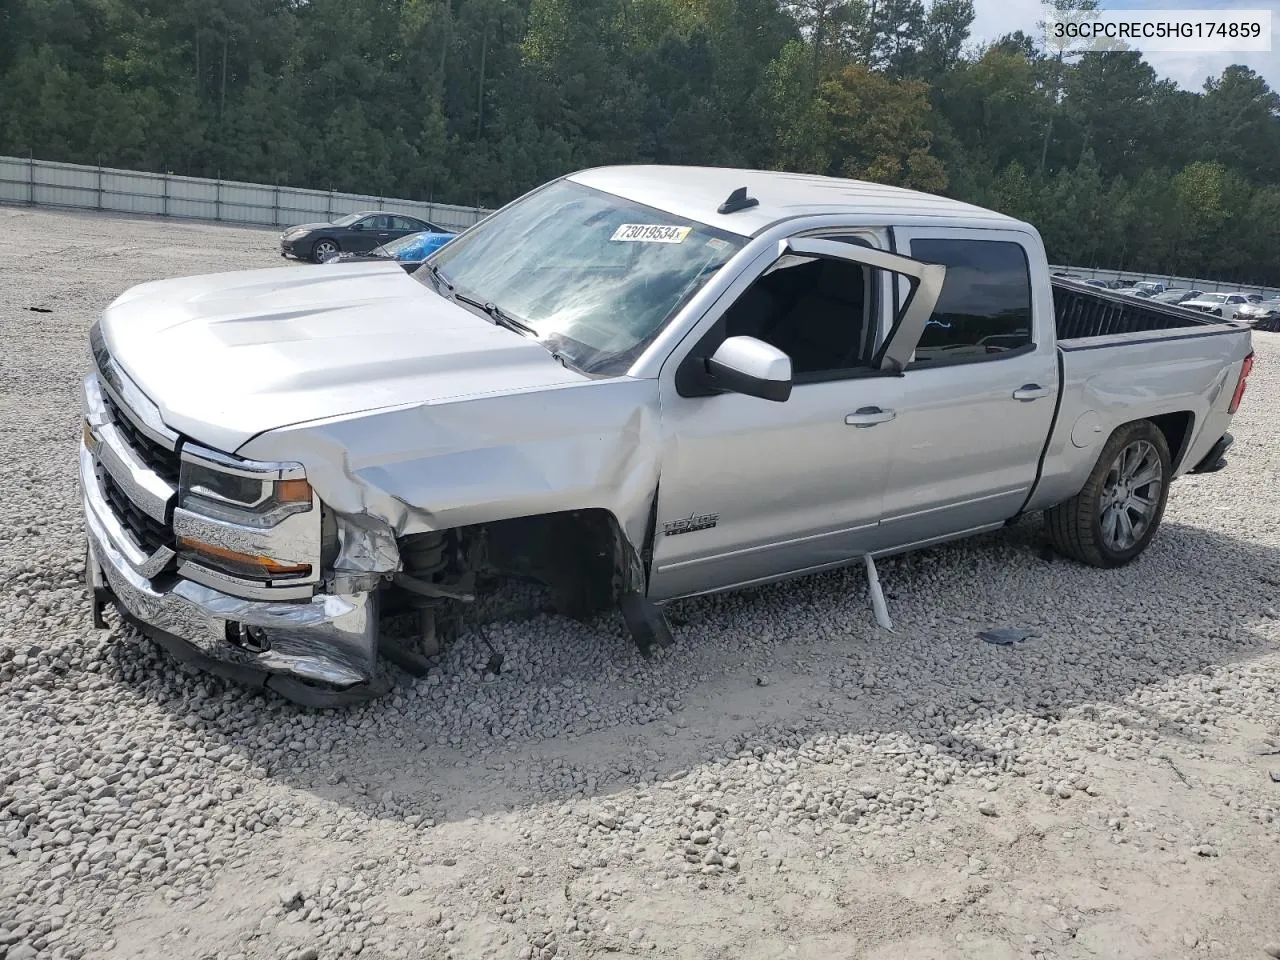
[{"left": 107, "top": 516, "right": 1280, "bottom": 825}]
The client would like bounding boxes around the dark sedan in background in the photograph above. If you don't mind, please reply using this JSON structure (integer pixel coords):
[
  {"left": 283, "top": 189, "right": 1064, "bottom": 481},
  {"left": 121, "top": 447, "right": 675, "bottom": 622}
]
[{"left": 279, "top": 211, "right": 447, "bottom": 263}]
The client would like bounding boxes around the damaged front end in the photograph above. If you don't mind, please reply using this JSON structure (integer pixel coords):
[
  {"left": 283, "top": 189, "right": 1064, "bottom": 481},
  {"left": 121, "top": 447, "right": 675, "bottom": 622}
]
[
  {"left": 81, "top": 358, "right": 392, "bottom": 705},
  {"left": 83, "top": 323, "right": 672, "bottom": 707}
]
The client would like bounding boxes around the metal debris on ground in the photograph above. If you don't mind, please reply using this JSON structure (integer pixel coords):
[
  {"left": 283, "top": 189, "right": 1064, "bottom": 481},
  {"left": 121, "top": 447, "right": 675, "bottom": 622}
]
[
  {"left": 863, "top": 555, "right": 893, "bottom": 631},
  {"left": 977, "top": 627, "right": 1038, "bottom": 646}
]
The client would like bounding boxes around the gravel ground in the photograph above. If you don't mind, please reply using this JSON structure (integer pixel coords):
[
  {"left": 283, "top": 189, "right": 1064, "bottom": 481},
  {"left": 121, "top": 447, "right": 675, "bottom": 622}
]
[{"left": 2, "top": 203, "right": 1279, "bottom": 960}]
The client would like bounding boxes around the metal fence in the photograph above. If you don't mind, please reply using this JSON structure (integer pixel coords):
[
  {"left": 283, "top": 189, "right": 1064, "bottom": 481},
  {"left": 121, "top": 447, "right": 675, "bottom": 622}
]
[
  {"left": 1049, "top": 264, "right": 1279, "bottom": 300},
  {"left": 0, "top": 155, "right": 493, "bottom": 232},
  {"left": 2, "top": 155, "right": 1275, "bottom": 298}
]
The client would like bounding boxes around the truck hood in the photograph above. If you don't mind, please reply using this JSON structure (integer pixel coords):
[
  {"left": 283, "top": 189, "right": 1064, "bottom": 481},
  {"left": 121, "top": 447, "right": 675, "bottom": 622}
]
[{"left": 100, "top": 262, "right": 585, "bottom": 453}]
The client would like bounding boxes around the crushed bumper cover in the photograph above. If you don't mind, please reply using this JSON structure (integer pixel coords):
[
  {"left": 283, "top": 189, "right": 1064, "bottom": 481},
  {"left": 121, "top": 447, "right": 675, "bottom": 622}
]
[{"left": 83, "top": 451, "right": 385, "bottom": 707}]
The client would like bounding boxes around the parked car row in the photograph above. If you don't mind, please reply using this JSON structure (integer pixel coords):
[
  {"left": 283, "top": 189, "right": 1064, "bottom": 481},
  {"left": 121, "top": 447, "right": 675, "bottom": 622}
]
[{"left": 1050, "top": 272, "right": 1277, "bottom": 325}]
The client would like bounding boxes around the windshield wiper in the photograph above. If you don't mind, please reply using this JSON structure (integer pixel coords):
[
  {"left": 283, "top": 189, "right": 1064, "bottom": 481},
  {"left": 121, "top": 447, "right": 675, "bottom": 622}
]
[
  {"left": 425, "top": 262, "right": 454, "bottom": 293},
  {"left": 454, "top": 292, "right": 536, "bottom": 336}
]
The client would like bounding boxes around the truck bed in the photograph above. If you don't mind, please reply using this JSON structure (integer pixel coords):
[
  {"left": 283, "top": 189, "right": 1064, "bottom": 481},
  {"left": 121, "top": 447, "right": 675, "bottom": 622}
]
[
  {"left": 1051, "top": 279, "right": 1227, "bottom": 341},
  {"left": 1026, "top": 278, "right": 1253, "bottom": 516}
]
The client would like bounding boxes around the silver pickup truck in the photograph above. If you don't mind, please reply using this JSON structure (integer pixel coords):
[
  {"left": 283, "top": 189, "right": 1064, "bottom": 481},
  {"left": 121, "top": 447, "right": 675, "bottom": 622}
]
[{"left": 81, "top": 167, "right": 1255, "bottom": 705}]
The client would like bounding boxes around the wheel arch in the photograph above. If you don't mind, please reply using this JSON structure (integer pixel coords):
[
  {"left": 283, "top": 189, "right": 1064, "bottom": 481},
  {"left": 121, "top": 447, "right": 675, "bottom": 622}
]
[
  {"left": 397, "top": 507, "right": 648, "bottom": 617},
  {"left": 1044, "top": 417, "right": 1174, "bottom": 568},
  {"left": 1146, "top": 410, "right": 1195, "bottom": 472}
]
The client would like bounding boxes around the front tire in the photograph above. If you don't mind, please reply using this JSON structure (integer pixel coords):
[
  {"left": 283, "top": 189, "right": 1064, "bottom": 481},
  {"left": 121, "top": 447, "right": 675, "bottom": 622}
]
[
  {"left": 1045, "top": 420, "right": 1172, "bottom": 568},
  {"left": 311, "top": 238, "right": 340, "bottom": 263}
]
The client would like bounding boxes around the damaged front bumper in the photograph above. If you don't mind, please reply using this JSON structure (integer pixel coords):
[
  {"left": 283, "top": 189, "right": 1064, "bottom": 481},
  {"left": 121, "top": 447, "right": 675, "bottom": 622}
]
[{"left": 82, "top": 443, "right": 385, "bottom": 707}]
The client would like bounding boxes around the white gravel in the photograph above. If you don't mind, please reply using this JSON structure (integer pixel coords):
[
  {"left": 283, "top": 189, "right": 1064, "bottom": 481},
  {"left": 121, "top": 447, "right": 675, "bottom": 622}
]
[{"left": 2, "top": 203, "right": 1279, "bottom": 960}]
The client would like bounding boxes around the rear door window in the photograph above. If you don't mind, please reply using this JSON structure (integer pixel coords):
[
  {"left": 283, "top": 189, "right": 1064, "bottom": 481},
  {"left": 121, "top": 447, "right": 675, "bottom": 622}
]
[{"left": 907, "top": 238, "right": 1033, "bottom": 367}]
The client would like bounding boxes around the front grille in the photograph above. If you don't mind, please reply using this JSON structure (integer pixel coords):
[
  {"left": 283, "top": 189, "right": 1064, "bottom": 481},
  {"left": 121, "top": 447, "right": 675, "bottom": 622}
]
[
  {"left": 100, "top": 389, "right": 181, "bottom": 483},
  {"left": 96, "top": 465, "right": 173, "bottom": 556}
]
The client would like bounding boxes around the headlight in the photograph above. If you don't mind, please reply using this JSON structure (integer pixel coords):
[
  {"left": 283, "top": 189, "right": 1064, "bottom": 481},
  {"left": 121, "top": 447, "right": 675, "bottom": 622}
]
[
  {"left": 179, "top": 450, "right": 313, "bottom": 528},
  {"left": 285, "top": 229, "right": 311, "bottom": 240}
]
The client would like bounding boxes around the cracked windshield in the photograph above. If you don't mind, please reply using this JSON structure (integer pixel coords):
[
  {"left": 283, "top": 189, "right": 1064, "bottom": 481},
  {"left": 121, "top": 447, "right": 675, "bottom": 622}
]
[{"left": 421, "top": 180, "right": 745, "bottom": 372}]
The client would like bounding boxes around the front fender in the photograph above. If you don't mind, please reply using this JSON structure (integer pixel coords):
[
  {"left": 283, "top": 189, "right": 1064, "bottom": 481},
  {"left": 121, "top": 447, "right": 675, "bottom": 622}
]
[{"left": 236, "top": 378, "right": 663, "bottom": 570}]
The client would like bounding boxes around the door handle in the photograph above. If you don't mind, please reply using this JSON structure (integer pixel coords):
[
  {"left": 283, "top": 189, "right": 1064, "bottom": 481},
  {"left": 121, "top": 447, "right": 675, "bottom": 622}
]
[
  {"left": 1012, "top": 384, "right": 1051, "bottom": 401},
  {"left": 845, "top": 406, "right": 896, "bottom": 427}
]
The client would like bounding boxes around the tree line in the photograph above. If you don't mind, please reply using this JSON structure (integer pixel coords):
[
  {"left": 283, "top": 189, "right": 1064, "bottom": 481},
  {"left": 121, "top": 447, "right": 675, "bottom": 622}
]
[{"left": 1, "top": 0, "right": 1277, "bottom": 284}]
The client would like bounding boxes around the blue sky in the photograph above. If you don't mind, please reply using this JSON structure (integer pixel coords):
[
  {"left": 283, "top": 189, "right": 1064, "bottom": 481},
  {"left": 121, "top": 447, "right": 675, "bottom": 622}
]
[{"left": 969, "top": 0, "right": 1280, "bottom": 91}]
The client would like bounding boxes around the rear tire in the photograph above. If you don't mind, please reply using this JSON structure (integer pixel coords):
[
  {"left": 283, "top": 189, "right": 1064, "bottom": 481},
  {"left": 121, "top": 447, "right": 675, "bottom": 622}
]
[{"left": 1045, "top": 420, "right": 1171, "bottom": 568}]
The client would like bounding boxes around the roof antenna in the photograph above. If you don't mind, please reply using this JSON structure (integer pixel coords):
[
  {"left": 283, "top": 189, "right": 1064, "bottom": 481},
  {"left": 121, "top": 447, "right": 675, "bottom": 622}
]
[{"left": 717, "top": 186, "right": 759, "bottom": 215}]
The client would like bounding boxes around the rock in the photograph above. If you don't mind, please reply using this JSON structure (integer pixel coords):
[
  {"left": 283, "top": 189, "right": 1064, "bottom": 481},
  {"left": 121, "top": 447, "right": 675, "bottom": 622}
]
[
  {"left": 297, "top": 949, "right": 320, "bottom": 960},
  {"left": 279, "top": 888, "right": 304, "bottom": 910},
  {"left": 978, "top": 802, "right": 998, "bottom": 818},
  {"left": 7, "top": 945, "right": 38, "bottom": 960},
  {"left": 1262, "top": 943, "right": 1280, "bottom": 959}
]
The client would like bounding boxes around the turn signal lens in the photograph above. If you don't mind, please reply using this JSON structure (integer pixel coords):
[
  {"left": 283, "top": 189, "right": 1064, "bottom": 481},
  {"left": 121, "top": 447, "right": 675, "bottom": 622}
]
[
  {"left": 177, "top": 536, "right": 312, "bottom": 580},
  {"left": 82, "top": 420, "right": 95, "bottom": 449},
  {"left": 275, "top": 479, "right": 313, "bottom": 504}
]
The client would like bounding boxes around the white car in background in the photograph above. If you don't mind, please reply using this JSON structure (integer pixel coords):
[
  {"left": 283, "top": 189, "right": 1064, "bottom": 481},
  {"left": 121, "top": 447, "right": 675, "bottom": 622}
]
[
  {"left": 1181, "top": 292, "right": 1250, "bottom": 320},
  {"left": 1234, "top": 297, "right": 1280, "bottom": 328}
]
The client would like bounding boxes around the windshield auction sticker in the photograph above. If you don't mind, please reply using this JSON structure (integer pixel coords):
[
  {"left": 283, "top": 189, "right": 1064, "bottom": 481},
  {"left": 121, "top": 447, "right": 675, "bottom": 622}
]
[{"left": 610, "top": 224, "right": 693, "bottom": 243}]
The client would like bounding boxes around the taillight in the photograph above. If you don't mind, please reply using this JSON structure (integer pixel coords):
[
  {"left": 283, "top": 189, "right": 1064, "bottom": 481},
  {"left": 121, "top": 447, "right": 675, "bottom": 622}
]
[{"left": 1228, "top": 352, "right": 1254, "bottom": 414}]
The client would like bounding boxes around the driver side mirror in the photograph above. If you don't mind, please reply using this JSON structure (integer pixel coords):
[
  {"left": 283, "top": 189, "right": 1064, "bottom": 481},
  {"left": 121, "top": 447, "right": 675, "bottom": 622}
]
[
  {"left": 350, "top": 221, "right": 364, "bottom": 230},
  {"left": 707, "top": 336, "right": 792, "bottom": 402}
]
